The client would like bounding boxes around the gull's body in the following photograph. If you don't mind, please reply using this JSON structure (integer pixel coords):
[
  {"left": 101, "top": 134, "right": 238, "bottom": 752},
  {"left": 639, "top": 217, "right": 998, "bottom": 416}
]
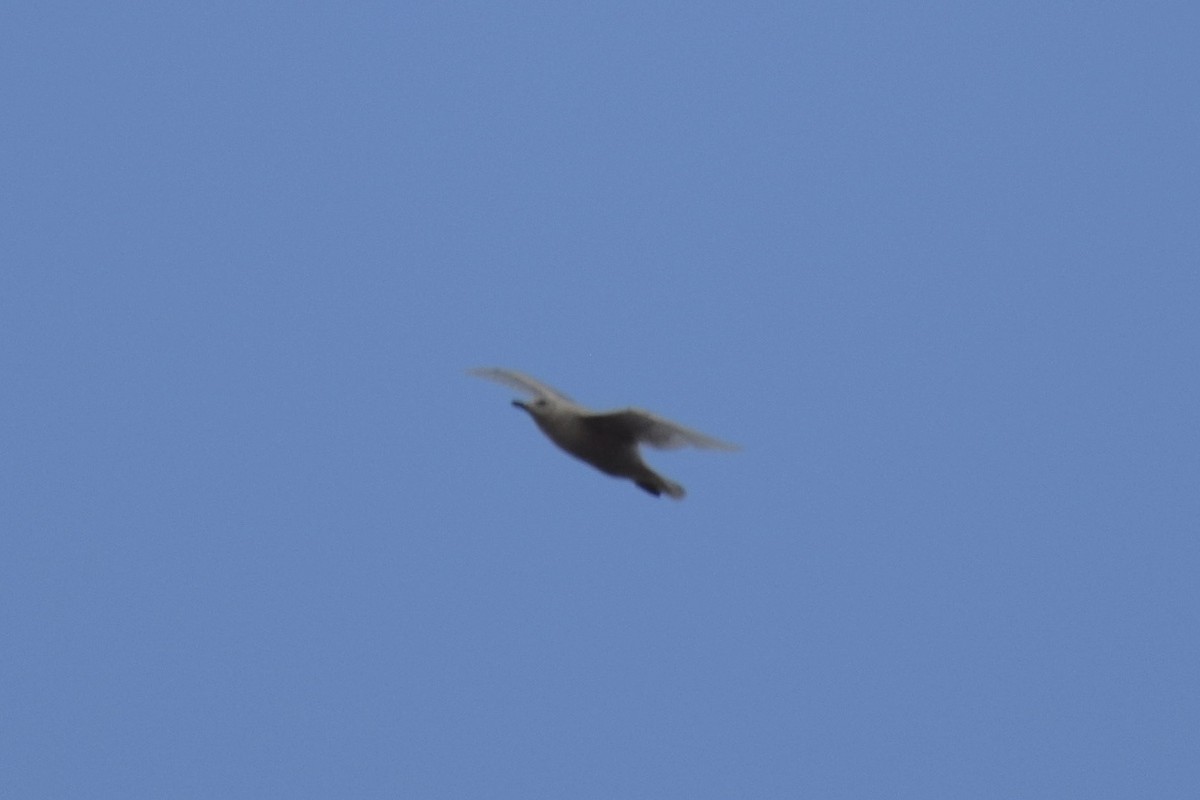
[{"left": 469, "top": 367, "right": 738, "bottom": 499}]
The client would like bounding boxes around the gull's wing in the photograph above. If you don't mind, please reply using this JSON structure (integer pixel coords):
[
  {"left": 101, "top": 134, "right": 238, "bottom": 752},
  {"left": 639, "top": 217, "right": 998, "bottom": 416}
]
[
  {"left": 468, "top": 367, "right": 577, "bottom": 404},
  {"left": 583, "top": 408, "right": 740, "bottom": 451}
]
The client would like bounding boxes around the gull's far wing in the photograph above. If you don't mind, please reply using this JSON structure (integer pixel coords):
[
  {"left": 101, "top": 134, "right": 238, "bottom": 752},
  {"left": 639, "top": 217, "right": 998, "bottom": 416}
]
[
  {"left": 583, "top": 408, "right": 739, "bottom": 451},
  {"left": 468, "top": 367, "right": 576, "bottom": 403}
]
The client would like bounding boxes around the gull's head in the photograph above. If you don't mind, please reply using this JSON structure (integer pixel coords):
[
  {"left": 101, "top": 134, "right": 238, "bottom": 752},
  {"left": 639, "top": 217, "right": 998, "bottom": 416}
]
[{"left": 512, "top": 396, "right": 553, "bottom": 417}]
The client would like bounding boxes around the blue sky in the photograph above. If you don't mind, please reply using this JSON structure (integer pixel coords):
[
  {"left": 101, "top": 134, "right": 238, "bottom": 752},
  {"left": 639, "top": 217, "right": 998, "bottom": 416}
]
[{"left": 3, "top": 2, "right": 1197, "bottom": 797}]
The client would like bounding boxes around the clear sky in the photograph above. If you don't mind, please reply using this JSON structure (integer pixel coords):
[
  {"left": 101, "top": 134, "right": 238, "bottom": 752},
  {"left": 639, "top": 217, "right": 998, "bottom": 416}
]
[{"left": 3, "top": 3, "right": 1197, "bottom": 798}]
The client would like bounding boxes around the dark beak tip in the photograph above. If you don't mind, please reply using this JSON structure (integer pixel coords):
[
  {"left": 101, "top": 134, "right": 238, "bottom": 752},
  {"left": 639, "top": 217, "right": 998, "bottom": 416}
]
[{"left": 511, "top": 400, "right": 525, "bottom": 409}]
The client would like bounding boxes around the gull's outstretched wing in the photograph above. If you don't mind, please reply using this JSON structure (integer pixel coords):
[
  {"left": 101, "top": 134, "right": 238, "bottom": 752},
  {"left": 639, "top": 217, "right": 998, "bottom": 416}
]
[
  {"left": 583, "top": 408, "right": 739, "bottom": 451},
  {"left": 468, "top": 367, "right": 577, "bottom": 404}
]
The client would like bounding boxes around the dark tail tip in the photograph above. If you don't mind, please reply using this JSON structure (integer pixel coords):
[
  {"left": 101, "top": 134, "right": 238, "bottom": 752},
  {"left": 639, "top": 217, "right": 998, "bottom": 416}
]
[{"left": 635, "top": 480, "right": 662, "bottom": 497}]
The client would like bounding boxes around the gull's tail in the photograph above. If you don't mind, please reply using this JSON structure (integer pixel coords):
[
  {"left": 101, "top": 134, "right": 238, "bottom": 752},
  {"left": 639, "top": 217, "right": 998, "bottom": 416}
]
[{"left": 634, "top": 470, "right": 686, "bottom": 500}]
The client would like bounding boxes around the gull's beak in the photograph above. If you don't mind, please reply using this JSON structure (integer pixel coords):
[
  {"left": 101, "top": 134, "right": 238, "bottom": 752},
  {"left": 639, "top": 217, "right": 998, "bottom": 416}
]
[{"left": 511, "top": 399, "right": 528, "bottom": 411}]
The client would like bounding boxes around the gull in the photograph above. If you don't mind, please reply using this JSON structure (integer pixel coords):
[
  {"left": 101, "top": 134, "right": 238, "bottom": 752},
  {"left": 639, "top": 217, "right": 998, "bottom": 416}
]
[{"left": 469, "top": 367, "right": 738, "bottom": 499}]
